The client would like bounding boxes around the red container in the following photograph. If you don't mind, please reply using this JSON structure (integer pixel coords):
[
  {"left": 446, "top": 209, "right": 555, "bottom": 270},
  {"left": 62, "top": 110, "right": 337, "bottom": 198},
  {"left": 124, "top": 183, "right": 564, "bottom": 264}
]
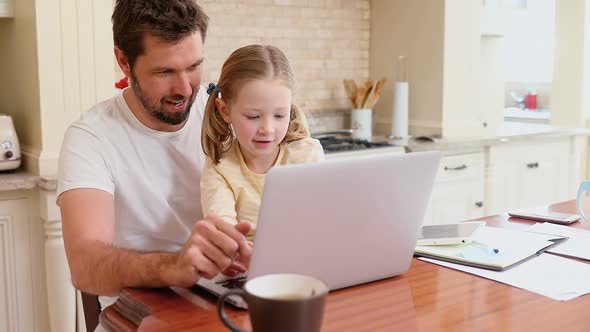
[{"left": 525, "top": 91, "right": 537, "bottom": 110}]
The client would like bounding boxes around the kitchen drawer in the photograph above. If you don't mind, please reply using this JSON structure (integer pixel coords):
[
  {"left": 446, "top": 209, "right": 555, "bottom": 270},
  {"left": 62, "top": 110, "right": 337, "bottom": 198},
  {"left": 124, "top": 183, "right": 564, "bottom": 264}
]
[
  {"left": 488, "top": 139, "right": 569, "bottom": 166},
  {"left": 435, "top": 153, "right": 484, "bottom": 182},
  {"left": 424, "top": 152, "right": 485, "bottom": 226}
]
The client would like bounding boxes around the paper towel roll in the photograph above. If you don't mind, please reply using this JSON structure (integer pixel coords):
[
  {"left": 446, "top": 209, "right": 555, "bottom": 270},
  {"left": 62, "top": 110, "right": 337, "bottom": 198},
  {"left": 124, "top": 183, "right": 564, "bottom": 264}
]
[{"left": 391, "top": 81, "right": 409, "bottom": 138}]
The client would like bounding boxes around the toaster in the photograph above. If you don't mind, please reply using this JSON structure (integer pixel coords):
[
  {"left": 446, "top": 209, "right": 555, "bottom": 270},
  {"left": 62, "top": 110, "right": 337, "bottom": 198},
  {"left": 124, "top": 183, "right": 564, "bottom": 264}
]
[{"left": 0, "top": 114, "right": 21, "bottom": 171}]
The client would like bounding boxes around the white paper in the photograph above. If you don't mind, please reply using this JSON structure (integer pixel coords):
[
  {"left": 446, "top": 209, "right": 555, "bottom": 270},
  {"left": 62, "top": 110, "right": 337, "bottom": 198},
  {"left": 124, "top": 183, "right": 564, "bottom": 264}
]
[
  {"left": 420, "top": 253, "right": 590, "bottom": 301},
  {"left": 391, "top": 82, "right": 408, "bottom": 138},
  {"left": 527, "top": 222, "right": 590, "bottom": 261}
]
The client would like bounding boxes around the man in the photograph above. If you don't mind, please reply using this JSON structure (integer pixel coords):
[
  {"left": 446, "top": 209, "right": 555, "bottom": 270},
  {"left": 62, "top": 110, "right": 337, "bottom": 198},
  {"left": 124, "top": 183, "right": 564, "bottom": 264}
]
[{"left": 57, "top": 0, "right": 251, "bottom": 309}]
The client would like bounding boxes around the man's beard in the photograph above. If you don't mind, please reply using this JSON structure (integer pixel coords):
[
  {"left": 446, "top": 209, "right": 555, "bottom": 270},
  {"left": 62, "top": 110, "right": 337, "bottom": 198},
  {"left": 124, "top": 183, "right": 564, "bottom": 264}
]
[{"left": 130, "top": 72, "right": 197, "bottom": 125}]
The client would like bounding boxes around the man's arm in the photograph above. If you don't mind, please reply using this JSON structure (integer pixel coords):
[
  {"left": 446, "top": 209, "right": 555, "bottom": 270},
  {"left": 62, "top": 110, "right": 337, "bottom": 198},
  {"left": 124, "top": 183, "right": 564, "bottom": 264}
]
[{"left": 59, "top": 188, "right": 251, "bottom": 295}]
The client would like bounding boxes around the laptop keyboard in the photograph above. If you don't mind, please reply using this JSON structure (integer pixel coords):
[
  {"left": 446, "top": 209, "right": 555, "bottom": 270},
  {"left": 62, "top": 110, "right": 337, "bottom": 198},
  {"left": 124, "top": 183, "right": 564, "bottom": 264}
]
[{"left": 216, "top": 276, "right": 248, "bottom": 289}]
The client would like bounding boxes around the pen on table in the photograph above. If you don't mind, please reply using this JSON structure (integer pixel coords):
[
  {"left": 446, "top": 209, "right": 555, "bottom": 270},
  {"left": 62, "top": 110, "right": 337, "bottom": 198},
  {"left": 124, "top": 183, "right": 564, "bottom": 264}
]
[
  {"left": 474, "top": 242, "right": 500, "bottom": 254},
  {"left": 480, "top": 247, "right": 500, "bottom": 255}
]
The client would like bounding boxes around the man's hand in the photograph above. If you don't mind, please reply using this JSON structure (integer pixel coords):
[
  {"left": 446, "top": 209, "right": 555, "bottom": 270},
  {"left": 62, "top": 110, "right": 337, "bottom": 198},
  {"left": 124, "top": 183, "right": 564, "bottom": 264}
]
[
  {"left": 168, "top": 214, "right": 252, "bottom": 287},
  {"left": 222, "top": 237, "right": 253, "bottom": 277}
]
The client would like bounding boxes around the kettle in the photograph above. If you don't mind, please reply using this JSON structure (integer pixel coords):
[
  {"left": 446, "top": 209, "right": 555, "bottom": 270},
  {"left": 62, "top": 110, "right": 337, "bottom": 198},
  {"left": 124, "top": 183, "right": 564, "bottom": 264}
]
[{"left": 0, "top": 114, "right": 21, "bottom": 171}]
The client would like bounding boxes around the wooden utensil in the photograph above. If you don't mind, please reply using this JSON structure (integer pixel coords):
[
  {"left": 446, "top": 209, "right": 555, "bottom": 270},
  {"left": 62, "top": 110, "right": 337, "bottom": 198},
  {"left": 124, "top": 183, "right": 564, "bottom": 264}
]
[
  {"left": 364, "top": 78, "right": 387, "bottom": 109},
  {"left": 359, "top": 80, "right": 374, "bottom": 109},
  {"left": 355, "top": 81, "right": 367, "bottom": 108},
  {"left": 342, "top": 80, "right": 357, "bottom": 108}
]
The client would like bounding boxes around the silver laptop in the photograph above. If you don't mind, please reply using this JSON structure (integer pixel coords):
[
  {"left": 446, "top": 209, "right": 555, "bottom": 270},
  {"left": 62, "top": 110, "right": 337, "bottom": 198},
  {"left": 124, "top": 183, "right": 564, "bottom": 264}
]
[{"left": 196, "top": 150, "right": 441, "bottom": 308}]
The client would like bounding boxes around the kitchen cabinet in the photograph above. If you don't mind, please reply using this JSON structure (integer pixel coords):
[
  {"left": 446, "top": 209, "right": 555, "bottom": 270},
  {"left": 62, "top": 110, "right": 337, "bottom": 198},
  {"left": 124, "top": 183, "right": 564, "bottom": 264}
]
[
  {"left": 486, "top": 138, "right": 571, "bottom": 215},
  {"left": 0, "top": 190, "right": 49, "bottom": 332},
  {"left": 422, "top": 153, "right": 485, "bottom": 225},
  {"left": 421, "top": 134, "right": 587, "bottom": 226},
  {"left": 0, "top": 0, "right": 12, "bottom": 17}
]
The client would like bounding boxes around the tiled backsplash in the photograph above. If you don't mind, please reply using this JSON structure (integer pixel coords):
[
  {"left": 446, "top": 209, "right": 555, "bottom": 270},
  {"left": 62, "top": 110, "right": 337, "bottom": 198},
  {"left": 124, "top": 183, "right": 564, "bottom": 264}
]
[
  {"left": 200, "top": 0, "right": 369, "bottom": 113},
  {"left": 306, "top": 109, "right": 349, "bottom": 134}
]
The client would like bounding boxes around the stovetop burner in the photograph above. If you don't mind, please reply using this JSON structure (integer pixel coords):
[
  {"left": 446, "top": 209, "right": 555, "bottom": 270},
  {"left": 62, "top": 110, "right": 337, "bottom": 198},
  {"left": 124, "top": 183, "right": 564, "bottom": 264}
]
[{"left": 317, "top": 136, "right": 396, "bottom": 153}]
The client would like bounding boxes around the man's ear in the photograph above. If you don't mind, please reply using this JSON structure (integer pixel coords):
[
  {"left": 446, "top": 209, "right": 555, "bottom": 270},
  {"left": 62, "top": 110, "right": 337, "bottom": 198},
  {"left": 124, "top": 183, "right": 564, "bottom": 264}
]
[
  {"left": 216, "top": 98, "right": 231, "bottom": 123},
  {"left": 114, "top": 46, "right": 132, "bottom": 78}
]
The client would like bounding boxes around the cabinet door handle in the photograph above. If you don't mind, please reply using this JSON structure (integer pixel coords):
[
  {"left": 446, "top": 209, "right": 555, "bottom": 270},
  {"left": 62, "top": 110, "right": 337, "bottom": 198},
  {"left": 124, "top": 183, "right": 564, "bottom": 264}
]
[
  {"left": 444, "top": 164, "right": 468, "bottom": 171},
  {"left": 526, "top": 162, "right": 539, "bottom": 169},
  {"left": 475, "top": 201, "right": 484, "bottom": 208}
]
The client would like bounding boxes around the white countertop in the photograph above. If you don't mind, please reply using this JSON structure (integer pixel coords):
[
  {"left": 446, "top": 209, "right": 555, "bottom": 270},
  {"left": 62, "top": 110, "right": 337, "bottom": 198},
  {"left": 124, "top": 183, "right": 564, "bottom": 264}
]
[
  {"left": 388, "top": 122, "right": 590, "bottom": 156},
  {"left": 504, "top": 107, "right": 550, "bottom": 120}
]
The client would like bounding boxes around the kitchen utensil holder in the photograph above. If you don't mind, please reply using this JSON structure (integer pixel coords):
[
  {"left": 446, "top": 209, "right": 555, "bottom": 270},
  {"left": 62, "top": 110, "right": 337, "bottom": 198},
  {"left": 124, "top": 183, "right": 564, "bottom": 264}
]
[{"left": 351, "top": 108, "right": 372, "bottom": 140}]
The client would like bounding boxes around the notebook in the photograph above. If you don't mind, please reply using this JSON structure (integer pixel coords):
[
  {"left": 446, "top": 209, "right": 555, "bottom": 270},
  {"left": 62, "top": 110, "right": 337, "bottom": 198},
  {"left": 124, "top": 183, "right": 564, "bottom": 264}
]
[
  {"left": 414, "top": 225, "right": 567, "bottom": 271},
  {"left": 196, "top": 150, "right": 441, "bottom": 308}
]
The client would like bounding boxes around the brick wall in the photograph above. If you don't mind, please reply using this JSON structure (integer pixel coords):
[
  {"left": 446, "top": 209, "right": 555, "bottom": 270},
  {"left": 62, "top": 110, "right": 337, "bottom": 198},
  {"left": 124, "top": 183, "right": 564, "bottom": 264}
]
[{"left": 199, "top": 0, "right": 370, "bottom": 121}]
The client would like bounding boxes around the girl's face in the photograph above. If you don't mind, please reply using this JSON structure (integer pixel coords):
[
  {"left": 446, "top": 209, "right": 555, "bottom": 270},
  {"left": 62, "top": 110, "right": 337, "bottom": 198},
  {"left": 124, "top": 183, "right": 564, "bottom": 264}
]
[{"left": 217, "top": 78, "right": 292, "bottom": 168}]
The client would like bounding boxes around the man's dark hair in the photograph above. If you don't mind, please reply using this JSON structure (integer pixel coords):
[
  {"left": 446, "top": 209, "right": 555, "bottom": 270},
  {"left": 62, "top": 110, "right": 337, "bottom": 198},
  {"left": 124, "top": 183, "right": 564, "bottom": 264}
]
[{"left": 112, "top": 0, "right": 209, "bottom": 70}]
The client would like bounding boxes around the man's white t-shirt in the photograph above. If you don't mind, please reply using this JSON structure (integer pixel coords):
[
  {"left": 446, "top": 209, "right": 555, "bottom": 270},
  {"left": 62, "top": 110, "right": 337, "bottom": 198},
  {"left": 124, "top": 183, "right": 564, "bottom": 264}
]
[
  {"left": 58, "top": 88, "right": 208, "bottom": 250},
  {"left": 57, "top": 87, "right": 208, "bottom": 307}
]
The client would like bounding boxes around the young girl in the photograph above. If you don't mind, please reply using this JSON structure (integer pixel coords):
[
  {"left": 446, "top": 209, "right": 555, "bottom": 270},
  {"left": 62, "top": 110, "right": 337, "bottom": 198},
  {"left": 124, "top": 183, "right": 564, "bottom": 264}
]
[{"left": 200, "top": 45, "right": 324, "bottom": 240}]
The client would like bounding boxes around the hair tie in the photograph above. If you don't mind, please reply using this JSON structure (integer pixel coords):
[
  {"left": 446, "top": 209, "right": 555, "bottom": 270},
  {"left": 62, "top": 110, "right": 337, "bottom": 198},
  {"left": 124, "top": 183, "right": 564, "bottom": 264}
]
[{"left": 207, "top": 82, "right": 221, "bottom": 95}]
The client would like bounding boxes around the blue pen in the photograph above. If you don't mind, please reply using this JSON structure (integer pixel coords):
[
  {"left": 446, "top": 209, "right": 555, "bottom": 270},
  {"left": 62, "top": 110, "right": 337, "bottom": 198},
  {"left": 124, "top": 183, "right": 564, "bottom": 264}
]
[
  {"left": 458, "top": 242, "right": 501, "bottom": 260},
  {"left": 475, "top": 242, "right": 500, "bottom": 254}
]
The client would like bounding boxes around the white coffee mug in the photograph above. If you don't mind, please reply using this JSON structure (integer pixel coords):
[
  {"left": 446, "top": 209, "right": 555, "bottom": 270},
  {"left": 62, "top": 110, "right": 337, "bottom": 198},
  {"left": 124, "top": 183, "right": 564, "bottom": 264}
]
[{"left": 351, "top": 108, "right": 372, "bottom": 140}]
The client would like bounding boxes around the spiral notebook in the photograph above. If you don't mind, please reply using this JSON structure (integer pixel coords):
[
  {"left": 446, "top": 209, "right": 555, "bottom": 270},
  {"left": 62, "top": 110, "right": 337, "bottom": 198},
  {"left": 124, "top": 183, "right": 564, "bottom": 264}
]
[{"left": 414, "top": 225, "right": 567, "bottom": 271}]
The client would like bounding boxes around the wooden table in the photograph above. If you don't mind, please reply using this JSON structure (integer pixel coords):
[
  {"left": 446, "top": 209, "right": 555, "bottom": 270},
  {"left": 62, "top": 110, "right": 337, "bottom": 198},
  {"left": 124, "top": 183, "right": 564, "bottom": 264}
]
[{"left": 100, "top": 200, "right": 590, "bottom": 331}]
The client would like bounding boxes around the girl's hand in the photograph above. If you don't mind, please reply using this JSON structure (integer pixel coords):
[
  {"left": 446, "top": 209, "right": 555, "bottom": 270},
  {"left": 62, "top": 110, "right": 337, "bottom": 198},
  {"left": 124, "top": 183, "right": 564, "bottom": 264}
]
[{"left": 222, "top": 224, "right": 253, "bottom": 276}]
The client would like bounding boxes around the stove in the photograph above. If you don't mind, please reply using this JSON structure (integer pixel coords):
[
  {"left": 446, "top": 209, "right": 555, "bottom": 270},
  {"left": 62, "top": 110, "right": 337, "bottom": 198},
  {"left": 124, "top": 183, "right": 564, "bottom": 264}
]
[
  {"left": 317, "top": 136, "right": 394, "bottom": 152},
  {"left": 316, "top": 136, "right": 405, "bottom": 159}
]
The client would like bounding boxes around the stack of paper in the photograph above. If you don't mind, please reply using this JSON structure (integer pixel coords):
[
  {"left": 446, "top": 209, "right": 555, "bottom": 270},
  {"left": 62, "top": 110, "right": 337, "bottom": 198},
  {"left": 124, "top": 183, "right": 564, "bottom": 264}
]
[
  {"left": 415, "top": 226, "right": 566, "bottom": 271},
  {"left": 527, "top": 222, "right": 590, "bottom": 261}
]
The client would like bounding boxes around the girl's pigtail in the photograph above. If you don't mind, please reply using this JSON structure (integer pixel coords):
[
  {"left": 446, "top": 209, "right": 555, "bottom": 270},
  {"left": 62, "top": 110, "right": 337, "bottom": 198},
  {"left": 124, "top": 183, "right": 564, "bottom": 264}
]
[
  {"left": 283, "top": 103, "right": 310, "bottom": 143},
  {"left": 201, "top": 88, "right": 232, "bottom": 164}
]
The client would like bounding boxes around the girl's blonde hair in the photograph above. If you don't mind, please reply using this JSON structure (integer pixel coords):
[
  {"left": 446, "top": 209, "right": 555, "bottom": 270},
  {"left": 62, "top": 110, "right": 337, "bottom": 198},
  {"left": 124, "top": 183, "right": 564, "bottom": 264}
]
[{"left": 201, "top": 44, "right": 310, "bottom": 164}]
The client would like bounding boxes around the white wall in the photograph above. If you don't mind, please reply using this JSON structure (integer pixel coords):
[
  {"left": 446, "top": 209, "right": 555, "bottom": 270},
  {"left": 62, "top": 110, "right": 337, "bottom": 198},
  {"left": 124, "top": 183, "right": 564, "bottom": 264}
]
[
  {"left": 504, "top": 0, "right": 555, "bottom": 83},
  {"left": 370, "top": 0, "right": 445, "bottom": 136}
]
